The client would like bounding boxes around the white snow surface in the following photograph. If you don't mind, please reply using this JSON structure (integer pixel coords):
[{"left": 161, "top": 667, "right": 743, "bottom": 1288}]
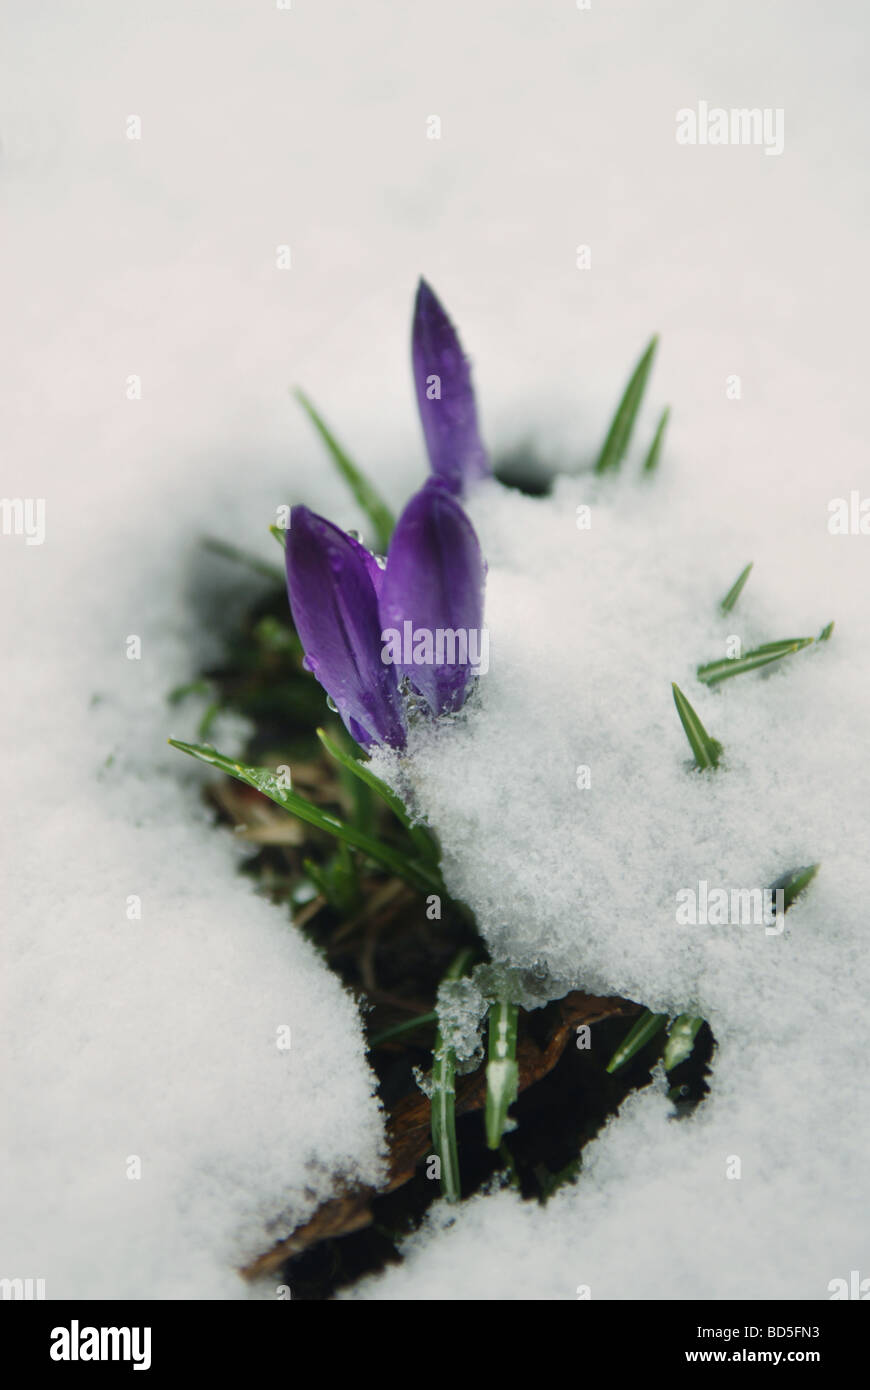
[
  {"left": 1, "top": 454, "right": 388, "bottom": 1301},
  {"left": 361, "top": 471, "right": 869, "bottom": 1300},
  {"left": 3, "top": 0, "right": 869, "bottom": 1299}
]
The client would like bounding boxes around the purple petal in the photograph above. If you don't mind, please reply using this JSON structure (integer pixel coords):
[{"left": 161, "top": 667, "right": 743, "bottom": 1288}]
[
  {"left": 378, "top": 480, "right": 487, "bottom": 715},
  {"left": 285, "top": 506, "right": 406, "bottom": 749},
  {"left": 412, "top": 278, "right": 490, "bottom": 496},
  {"left": 346, "top": 530, "right": 386, "bottom": 598}
]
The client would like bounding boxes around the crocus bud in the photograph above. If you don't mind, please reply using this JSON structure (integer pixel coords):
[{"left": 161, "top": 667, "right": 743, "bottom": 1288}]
[
  {"left": 412, "top": 278, "right": 490, "bottom": 496},
  {"left": 286, "top": 506, "right": 406, "bottom": 749},
  {"left": 379, "top": 480, "right": 487, "bottom": 715}
]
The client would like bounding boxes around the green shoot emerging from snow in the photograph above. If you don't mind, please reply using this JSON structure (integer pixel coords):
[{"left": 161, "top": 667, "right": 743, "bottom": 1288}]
[
  {"left": 294, "top": 388, "right": 395, "bottom": 553},
  {"left": 719, "top": 562, "right": 753, "bottom": 614},
  {"left": 671, "top": 683, "right": 723, "bottom": 770},
  {"left": 431, "top": 949, "right": 475, "bottom": 1203},
  {"left": 594, "top": 336, "right": 659, "bottom": 474},
  {"left": 485, "top": 999, "right": 520, "bottom": 1150}
]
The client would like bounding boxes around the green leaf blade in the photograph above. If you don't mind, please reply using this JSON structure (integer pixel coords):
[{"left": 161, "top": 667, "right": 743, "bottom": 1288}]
[
  {"left": 594, "top": 336, "right": 659, "bottom": 475},
  {"left": 168, "top": 738, "right": 441, "bottom": 896},
  {"left": 369, "top": 1011, "right": 438, "bottom": 1049},
  {"left": 770, "top": 862, "right": 820, "bottom": 912},
  {"left": 719, "top": 562, "right": 753, "bottom": 614},
  {"left": 697, "top": 638, "right": 815, "bottom": 686},
  {"left": 485, "top": 999, "right": 519, "bottom": 1150},
  {"left": 431, "top": 949, "right": 475, "bottom": 1203},
  {"left": 642, "top": 405, "right": 670, "bottom": 475},
  {"left": 606, "top": 1009, "right": 667, "bottom": 1074},
  {"left": 316, "top": 727, "right": 440, "bottom": 863},
  {"left": 671, "top": 683, "right": 723, "bottom": 769},
  {"left": 663, "top": 1014, "right": 704, "bottom": 1071},
  {"left": 294, "top": 389, "right": 394, "bottom": 552},
  {"left": 201, "top": 535, "right": 284, "bottom": 584}
]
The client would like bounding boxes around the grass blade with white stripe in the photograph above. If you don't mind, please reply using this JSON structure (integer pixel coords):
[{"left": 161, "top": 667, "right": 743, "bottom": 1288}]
[
  {"left": 485, "top": 999, "right": 520, "bottom": 1150},
  {"left": 663, "top": 1014, "right": 704, "bottom": 1071},
  {"left": 672, "top": 683, "right": 723, "bottom": 769},
  {"left": 606, "top": 1008, "right": 667, "bottom": 1074},
  {"left": 697, "top": 637, "right": 815, "bottom": 686},
  {"left": 431, "top": 949, "right": 475, "bottom": 1202}
]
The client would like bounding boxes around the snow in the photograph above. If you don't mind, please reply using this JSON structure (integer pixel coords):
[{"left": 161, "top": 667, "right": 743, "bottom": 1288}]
[
  {"left": 3, "top": 0, "right": 869, "bottom": 1300},
  {"left": 0, "top": 488, "right": 388, "bottom": 1299},
  {"left": 378, "top": 469, "right": 863, "bottom": 1029},
  {"left": 358, "top": 470, "right": 869, "bottom": 1298}
]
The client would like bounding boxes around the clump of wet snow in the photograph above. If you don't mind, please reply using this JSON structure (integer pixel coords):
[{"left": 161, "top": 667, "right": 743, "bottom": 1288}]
[
  {"left": 434, "top": 976, "right": 487, "bottom": 1073},
  {"left": 429, "top": 961, "right": 558, "bottom": 1083},
  {"left": 471, "top": 962, "right": 560, "bottom": 1013}
]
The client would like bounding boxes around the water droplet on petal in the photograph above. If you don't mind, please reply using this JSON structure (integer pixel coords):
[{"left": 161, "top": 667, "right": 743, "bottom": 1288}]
[
  {"left": 347, "top": 529, "right": 362, "bottom": 542},
  {"left": 374, "top": 554, "right": 387, "bottom": 570},
  {"left": 325, "top": 695, "right": 339, "bottom": 713},
  {"left": 301, "top": 655, "right": 313, "bottom": 672}
]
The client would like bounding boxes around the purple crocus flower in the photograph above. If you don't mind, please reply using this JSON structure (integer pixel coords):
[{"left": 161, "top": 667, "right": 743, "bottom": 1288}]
[
  {"left": 379, "top": 479, "right": 487, "bottom": 716},
  {"left": 412, "top": 278, "right": 490, "bottom": 497},
  {"left": 285, "top": 506, "right": 406, "bottom": 750}
]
